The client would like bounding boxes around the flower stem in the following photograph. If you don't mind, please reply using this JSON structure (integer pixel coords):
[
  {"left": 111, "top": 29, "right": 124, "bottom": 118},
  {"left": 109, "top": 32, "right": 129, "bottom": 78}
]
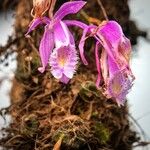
[
  {"left": 49, "top": 0, "right": 57, "bottom": 18},
  {"left": 97, "top": 0, "right": 108, "bottom": 21},
  {"left": 80, "top": 10, "right": 101, "bottom": 25}
]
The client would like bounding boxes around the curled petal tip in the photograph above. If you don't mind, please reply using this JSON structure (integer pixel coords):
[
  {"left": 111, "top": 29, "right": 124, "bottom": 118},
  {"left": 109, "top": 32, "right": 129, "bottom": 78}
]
[
  {"left": 26, "top": 18, "right": 42, "bottom": 35},
  {"left": 38, "top": 67, "right": 45, "bottom": 73},
  {"left": 25, "top": 32, "right": 30, "bottom": 37},
  {"left": 96, "top": 83, "right": 99, "bottom": 89},
  {"left": 85, "top": 62, "right": 88, "bottom": 65}
]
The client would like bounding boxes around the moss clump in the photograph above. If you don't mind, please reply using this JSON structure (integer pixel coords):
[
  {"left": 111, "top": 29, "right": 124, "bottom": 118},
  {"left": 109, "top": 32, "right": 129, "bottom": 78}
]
[
  {"left": 79, "top": 81, "right": 103, "bottom": 102},
  {"left": 20, "top": 114, "right": 39, "bottom": 137},
  {"left": 93, "top": 122, "right": 110, "bottom": 144}
]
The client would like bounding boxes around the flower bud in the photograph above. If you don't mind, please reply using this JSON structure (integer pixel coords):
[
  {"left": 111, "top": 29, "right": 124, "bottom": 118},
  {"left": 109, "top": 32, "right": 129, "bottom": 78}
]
[{"left": 32, "top": 0, "right": 51, "bottom": 18}]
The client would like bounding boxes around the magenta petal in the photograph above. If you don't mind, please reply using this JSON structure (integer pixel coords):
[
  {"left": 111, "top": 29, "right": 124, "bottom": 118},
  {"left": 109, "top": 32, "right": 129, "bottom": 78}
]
[
  {"left": 38, "top": 25, "right": 54, "bottom": 73},
  {"left": 107, "top": 55, "right": 119, "bottom": 74},
  {"left": 54, "top": 21, "right": 71, "bottom": 47},
  {"left": 25, "top": 18, "right": 42, "bottom": 36},
  {"left": 95, "top": 42, "right": 101, "bottom": 87},
  {"left": 79, "top": 27, "right": 89, "bottom": 65},
  {"left": 119, "top": 36, "right": 131, "bottom": 63},
  {"left": 51, "top": 68, "right": 63, "bottom": 79},
  {"left": 25, "top": 17, "right": 50, "bottom": 36},
  {"left": 60, "top": 74, "right": 70, "bottom": 84},
  {"left": 96, "top": 21, "right": 123, "bottom": 63},
  {"left": 54, "top": 21, "right": 75, "bottom": 46},
  {"left": 78, "top": 25, "right": 96, "bottom": 65},
  {"left": 53, "top": 1, "right": 86, "bottom": 21},
  {"left": 98, "top": 21, "right": 123, "bottom": 45},
  {"left": 64, "top": 20, "right": 88, "bottom": 29}
]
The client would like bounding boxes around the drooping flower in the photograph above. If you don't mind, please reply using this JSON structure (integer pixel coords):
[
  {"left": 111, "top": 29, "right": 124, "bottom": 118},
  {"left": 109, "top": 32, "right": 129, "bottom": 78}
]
[
  {"left": 95, "top": 21, "right": 134, "bottom": 105},
  {"left": 94, "top": 21, "right": 134, "bottom": 105},
  {"left": 26, "top": 1, "right": 86, "bottom": 83},
  {"left": 65, "top": 20, "right": 134, "bottom": 105}
]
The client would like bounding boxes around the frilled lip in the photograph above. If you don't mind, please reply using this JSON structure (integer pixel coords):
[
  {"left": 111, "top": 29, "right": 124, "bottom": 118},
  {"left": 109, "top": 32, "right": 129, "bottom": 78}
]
[{"left": 49, "top": 44, "right": 78, "bottom": 82}]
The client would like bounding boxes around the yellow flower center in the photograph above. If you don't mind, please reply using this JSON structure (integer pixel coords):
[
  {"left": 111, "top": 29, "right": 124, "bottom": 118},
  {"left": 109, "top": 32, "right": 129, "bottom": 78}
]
[
  {"left": 58, "top": 58, "right": 66, "bottom": 67},
  {"left": 57, "top": 50, "right": 68, "bottom": 67}
]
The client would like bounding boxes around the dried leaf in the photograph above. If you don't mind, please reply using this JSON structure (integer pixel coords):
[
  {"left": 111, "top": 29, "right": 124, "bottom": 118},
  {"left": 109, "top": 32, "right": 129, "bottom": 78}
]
[{"left": 53, "top": 134, "right": 64, "bottom": 150}]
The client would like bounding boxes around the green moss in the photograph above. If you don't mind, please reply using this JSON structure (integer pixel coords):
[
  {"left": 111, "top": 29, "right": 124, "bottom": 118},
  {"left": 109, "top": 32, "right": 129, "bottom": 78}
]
[
  {"left": 79, "top": 81, "right": 101, "bottom": 102},
  {"left": 52, "top": 128, "right": 86, "bottom": 149},
  {"left": 31, "top": 56, "right": 40, "bottom": 73},
  {"left": 93, "top": 122, "right": 110, "bottom": 144},
  {"left": 91, "top": 111, "right": 99, "bottom": 118},
  {"left": 21, "top": 114, "right": 39, "bottom": 137},
  {"left": 53, "top": 131, "right": 65, "bottom": 141}
]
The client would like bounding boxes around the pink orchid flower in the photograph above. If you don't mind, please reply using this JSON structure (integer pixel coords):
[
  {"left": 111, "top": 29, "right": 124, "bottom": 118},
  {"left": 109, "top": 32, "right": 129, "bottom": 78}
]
[
  {"left": 26, "top": 1, "right": 86, "bottom": 83},
  {"left": 94, "top": 21, "right": 134, "bottom": 105},
  {"left": 49, "top": 21, "right": 78, "bottom": 83},
  {"left": 65, "top": 20, "right": 135, "bottom": 105}
]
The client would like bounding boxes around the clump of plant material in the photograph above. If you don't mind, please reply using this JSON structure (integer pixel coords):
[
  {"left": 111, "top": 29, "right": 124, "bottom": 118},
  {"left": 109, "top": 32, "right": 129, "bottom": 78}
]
[{"left": 0, "top": 0, "right": 148, "bottom": 150}]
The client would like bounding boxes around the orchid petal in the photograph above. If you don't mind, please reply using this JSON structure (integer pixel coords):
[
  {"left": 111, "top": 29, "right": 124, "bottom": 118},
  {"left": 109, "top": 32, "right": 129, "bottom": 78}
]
[
  {"left": 100, "top": 49, "right": 108, "bottom": 83},
  {"left": 25, "top": 18, "right": 42, "bottom": 36},
  {"left": 68, "top": 28, "right": 75, "bottom": 46},
  {"left": 107, "top": 54, "right": 119, "bottom": 74},
  {"left": 60, "top": 75, "right": 70, "bottom": 84},
  {"left": 54, "top": 1, "right": 86, "bottom": 21},
  {"left": 119, "top": 36, "right": 131, "bottom": 63},
  {"left": 98, "top": 21, "right": 123, "bottom": 46},
  {"left": 79, "top": 27, "right": 89, "bottom": 65},
  {"left": 63, "top": 67, "right": 74, "bottom": 79},
  {"left": 78, "top": 25, "right": 97, "bottom": 65},
  {"left": 95, "top": 42, "right": 101, "bottom": 87},
  {"left": 25, "top": 17, "right": 50, "bottom": 36},
  {"left": 54, "top": 21, "right": 70, "bottom": 47},
  {"left": 96, "top": 21, "right": 123, "bottom": 63},
  {"left": 64, "top": 20, "right": 88, "bottom": 29},
  {"left": 38, "top": 25, "right": 54, "bottom": 73},
  {"left": 51, "top": 68, "right": 63, "bottom": 79}
]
